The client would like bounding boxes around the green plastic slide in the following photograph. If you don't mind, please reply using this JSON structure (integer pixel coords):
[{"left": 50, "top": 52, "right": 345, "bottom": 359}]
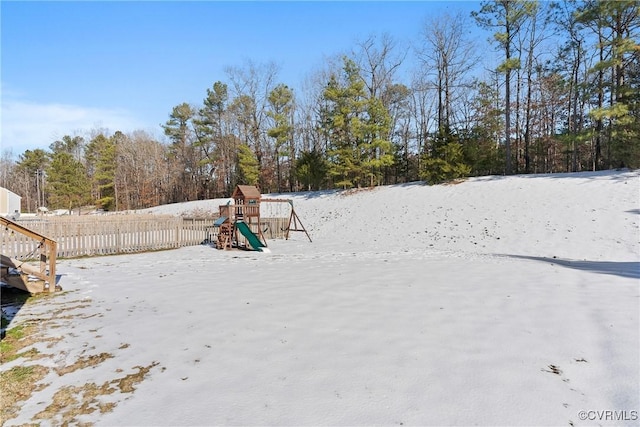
[{"left": 235, "top": 221, "right": 266, "bottom": 251}]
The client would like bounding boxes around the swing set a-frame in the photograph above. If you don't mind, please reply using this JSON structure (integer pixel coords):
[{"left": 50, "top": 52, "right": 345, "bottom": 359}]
[{"left": 214, "top": 185, "right": 311, "bottom": 251}]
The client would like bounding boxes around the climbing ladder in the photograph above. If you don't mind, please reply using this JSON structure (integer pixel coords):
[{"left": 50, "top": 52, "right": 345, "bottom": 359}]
[{"left": 1, "top": 216, "right": 59, "bottom": 293}]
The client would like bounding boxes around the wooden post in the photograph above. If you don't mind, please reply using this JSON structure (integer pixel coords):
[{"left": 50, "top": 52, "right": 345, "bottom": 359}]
[
  {"left": 48, "top": 239, "right": 57, "bottom": 292},
  {"left": 289, "top": 206, "right": 312, "bottom": 242}
]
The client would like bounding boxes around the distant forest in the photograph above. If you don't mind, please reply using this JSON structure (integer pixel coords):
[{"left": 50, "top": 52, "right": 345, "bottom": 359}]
[{"left": 2, "top": 0, "right": 638, "bottom": 213}]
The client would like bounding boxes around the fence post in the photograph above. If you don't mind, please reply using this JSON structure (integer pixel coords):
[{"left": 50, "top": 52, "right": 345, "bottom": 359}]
[
  {"left": 176, "top": 219, "right": 181, "bottom": 248},
  {"left": 116, "top": 224, "right": 121, "bottom": 253}
]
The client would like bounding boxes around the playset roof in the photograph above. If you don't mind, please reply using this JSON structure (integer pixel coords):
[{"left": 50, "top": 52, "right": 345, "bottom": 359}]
[{"left": 233, "top": 185, "right": 261, "bottom": 201}]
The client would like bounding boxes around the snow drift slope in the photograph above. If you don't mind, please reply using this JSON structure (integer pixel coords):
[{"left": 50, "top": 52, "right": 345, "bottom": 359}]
[
  {"left": 293, "top": 171, "right": 639, "bottom": 261},
  {"left": 150, "top": 169, "right": 639, "bottom": 262}
]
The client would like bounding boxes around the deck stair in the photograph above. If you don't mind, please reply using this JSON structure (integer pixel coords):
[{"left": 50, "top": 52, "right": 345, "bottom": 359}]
[{"left": 1, "top": 216, "right": 59, "bottom": 293}]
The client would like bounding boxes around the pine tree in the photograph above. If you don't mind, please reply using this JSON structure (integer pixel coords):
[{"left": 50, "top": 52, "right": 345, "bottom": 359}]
[
  {"left": 420, "top": 127, "right": 471, "bottom": 184},
  {"left": 236, "top": 143, "right": 260, "bottom": 186},
  {"left": 46, "top": 151, "right": 90, "bottom": 212},
  {"left": 194, "top": 81, "right": 229, "bottom": 197},
  {"left": 163, "top": 103, "right": 197, "bottom": 202},
  {"left": 85, "top": 133, "right": 117, "bottom": 210},
  {"left": 321, "top": 57, "right": 394, "bottom": 188},
  {"left": 577, "top": 0, "right": 640, "bottom": 168},
  {"left": 296, "top": 150, "right": 328, "bottom": 191},
  {"left": 473, "top": 0, "right": 535, "bottom": 174},
  {"left": 267, "top": 84, "right": 295, "bottom": 192}
]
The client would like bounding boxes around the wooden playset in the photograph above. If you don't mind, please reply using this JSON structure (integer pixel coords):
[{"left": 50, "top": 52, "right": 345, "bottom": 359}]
[{"left": 214, "top": 185, "right": 311, "bottom": 251}]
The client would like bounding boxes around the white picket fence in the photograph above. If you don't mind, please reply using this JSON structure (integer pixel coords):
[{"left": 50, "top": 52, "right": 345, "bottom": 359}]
[{"left": 1, "top": 215, "right": 289, "bottom": 260}]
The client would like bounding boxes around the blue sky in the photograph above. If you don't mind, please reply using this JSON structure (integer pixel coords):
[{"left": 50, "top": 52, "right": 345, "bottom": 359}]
[{"left": 1, "top": 1, "right": 487, "bottom": 156}]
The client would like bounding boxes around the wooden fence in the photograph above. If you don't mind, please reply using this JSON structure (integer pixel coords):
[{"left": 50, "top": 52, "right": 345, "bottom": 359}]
[{"left": 1, "top": 215, "right": 290, "bottom": 260}]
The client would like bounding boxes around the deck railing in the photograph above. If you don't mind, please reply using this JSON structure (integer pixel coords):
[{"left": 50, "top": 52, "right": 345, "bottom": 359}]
[{"left": 0, "top": 216, "right": 57, "bottom": 292}]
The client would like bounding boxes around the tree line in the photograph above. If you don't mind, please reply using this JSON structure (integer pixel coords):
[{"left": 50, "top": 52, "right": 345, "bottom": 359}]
[{"left": 1, "top": 0, "right": 638, "bottom": 213}]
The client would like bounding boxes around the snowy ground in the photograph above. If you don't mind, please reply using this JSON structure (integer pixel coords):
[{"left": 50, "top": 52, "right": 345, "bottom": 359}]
[{"left": 3, "top": 170, "right": 639, "bottom": 426}]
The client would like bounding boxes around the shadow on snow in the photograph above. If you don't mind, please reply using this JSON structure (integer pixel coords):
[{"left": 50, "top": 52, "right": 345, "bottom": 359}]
[{"left": 504, "top": 255, "right": 640, "bottom": 280}]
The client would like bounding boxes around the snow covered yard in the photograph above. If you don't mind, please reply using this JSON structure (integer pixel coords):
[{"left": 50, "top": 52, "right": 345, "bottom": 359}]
[{"left": 2, "top": 170, "right": 639, "bottom": 426}]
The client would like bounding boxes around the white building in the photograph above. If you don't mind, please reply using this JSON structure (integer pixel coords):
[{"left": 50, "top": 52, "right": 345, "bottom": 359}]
[{"left": 0, "top": 187, "right": 21, "bottom": 218}]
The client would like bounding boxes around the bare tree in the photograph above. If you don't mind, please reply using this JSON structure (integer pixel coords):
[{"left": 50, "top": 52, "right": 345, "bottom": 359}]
[
  {"left": 515, "top": 1, "right": 552, "bottom": 173},
  {"left": 409, "top": 69, "right": 438, "bottom": 163},
  {"left": 417, "top": 12, "right": 478, "bottom": 133},
  {"left": 353, "top": 33, "right": 407, "bottom": 100},
  {"left": 225, "top": 60, "right": 280, "bottom": 190},
  {"left": 297, "top": 55, "right": 344, "bottom": 155},
  {"left": 115, "top": 131, "right": 168, "bottom": 210}
]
